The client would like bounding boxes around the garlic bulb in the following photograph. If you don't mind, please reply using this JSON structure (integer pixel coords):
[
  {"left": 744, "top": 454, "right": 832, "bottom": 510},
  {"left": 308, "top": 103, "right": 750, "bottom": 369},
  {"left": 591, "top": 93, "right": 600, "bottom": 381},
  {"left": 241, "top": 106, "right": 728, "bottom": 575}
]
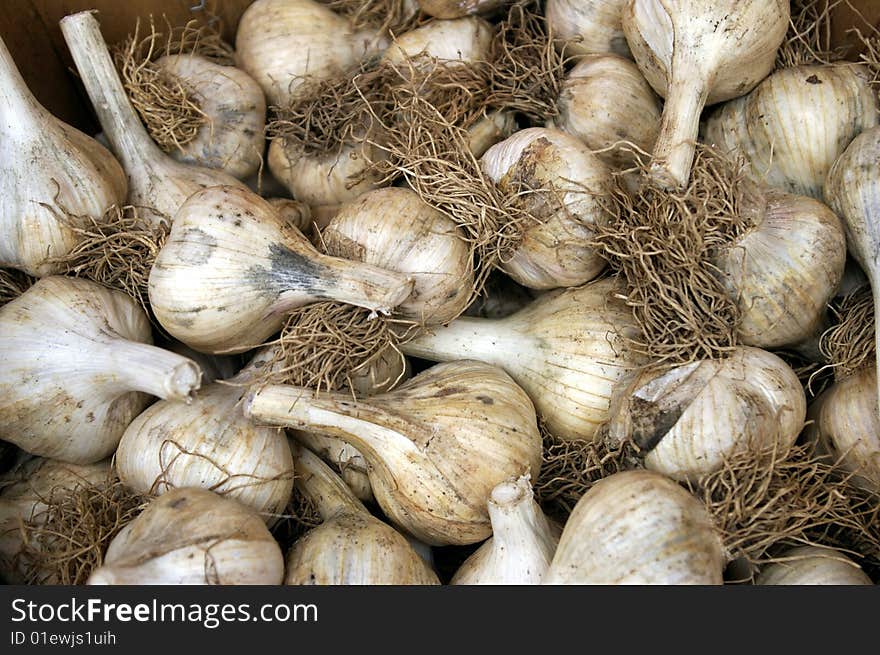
[
  {"left": 704, "top": 64, "right": 879, "bottom": 200},
  {"left": 294, "top": 431, "right": 374, "bottom": 503},
  {"left": 152, "top": 54, "right": 266, "bottom": 180},
  {"left": 755, "top": 546, "right": 873, "bottom": 585},
  {"left": 546, "top": 0, "right": 631, "bottom": 59},
  {"left": 551, "top": 54, "right": 661, "bottom": 169},
  {"left": 87, "top": 488, "right": 284, "bottom": 585},
  {"left": 115, "top": 354, "right": 294, "bottom": 522},
  {"left": 322, "top": 187, "right": 474, "bottom": 324},
  {"left": 622, "top": 0, "right": 789, "bottom": 188},
  {"left": 467, "top": 110, "right": 518, "bottom": 158},
  {"left": 382, "top": 16, "right": 494, "bottom": 69},
  {"left": 60, "top": 12, "right": 247, "bottom": 226},
  {"left": 0, "top": 277, "right": 201, "bottom": 463},
  {"left": 235, "top": 0, "right": 387, "bottom": 106},
  {"left": 451, "top": 475, "right": 558, "bottom": 585},
  {"left": 267, "top": 197, "right": 312, "bottom": 234},
  {"left": 245, "top": 359, "right": 543, "bottom": 545},
  {"left": 805, "top": 367, "right": 880, "bottom": 494},
  {"left": 148, "top": 185, "right": 414, "bottom": 354},
  {"left": 284, "top": 443, "right": 440, "bottom": 585},
  {"left": 0, "top": 35, "right": 126, "bottom": 276},
  {"left": 480, "top": 127, "right": 612, "bottom": 289},
  {"left": 544, "top": 470, "right": 725, "bottom": 584},
  {"left": 402, "top": 277, "right": 645, "bottom": 442},
  {"left": 417, "top": 0, "right": 505, "bottom": 20},
  {"left": 606, "top": 347, "right": 806, "bottom": 481}
]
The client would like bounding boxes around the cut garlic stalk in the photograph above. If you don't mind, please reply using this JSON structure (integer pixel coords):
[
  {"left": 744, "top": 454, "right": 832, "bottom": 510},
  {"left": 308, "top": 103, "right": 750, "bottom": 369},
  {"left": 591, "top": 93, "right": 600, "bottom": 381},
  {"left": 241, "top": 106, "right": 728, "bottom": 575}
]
[
  {"left": 0, "top": 277, "right": 201, "bottom": 463},
  {"left": 267, "top": 197, "right": 312, "bottom": 234},
  {"left": 245, "top": 360, "right": 543, "bottom": 546},
  {"left": 546, "top": 0, "right": 631, "bottom": 59},
  {"left": 755, "top": 546, "right": 873, "bottom": 585}
]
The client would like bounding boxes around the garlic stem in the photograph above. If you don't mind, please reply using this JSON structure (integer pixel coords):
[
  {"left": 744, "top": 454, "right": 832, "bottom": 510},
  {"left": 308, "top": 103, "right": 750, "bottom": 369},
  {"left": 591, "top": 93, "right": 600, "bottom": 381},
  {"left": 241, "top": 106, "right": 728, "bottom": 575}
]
[
  {"left": 873, "top": 282, "right": 880, "bottom": 421},
  {"left": 400, "top": 317, "right": 513, "bottom": 364},
  {"left": 487, "top": 478, "right": 549, "bottom": 552},
  {"left": 0, "top": 38, "right": 39, "bottom": 122},
  {"left": 291, "top": 441, "right": 364, "bottom": 520},
  {"left": 105, "top": 340, "right": 201, "bottom": 402}
]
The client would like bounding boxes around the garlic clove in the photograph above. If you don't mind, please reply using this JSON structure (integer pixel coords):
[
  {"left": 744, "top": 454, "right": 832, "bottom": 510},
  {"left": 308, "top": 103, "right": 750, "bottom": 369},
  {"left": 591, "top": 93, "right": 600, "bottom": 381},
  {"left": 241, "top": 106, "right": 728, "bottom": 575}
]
[
  {"left": 546, "top": 0, "right": 631, "bottom": 60},
  {"left": 755, "top": 546, "right": 873, "bottom": 585},
  {"left": 0, "top": 277, "right": 202, "bottom": 463},
  {"left": 87, "top": 487, "right": 284, "bottom": 585},
  {"left": 622, "top": 0, "right": 790, "bottom": 188},
  {"left": 544, "top": 470, "right": 725, "bottom": 584},
  {"left": 147, "top": 185, "right": 415, "bottom": 354},
  {"left": 245, "top": 359, "right": 543, "bottom": 546}
]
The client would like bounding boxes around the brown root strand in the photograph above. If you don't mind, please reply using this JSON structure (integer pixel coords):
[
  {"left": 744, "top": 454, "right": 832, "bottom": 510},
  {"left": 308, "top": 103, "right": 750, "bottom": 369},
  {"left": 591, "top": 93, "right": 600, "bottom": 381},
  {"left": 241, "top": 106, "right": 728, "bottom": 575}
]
[
  {"left": 590, "top": 144, "right": 760, "bottom": 368},
  {"left": 774, "top": 348, "right": 835, "bottom": 402},
  {"left": 317, "top": 0, "right": 423, "bottom": 34},
  {"left": 0, "top": 268, "right": 33, "bottom": 308},
  {"left": 270, "top": 488, "right": 323, "bottom": 548},
  {"left": 776, "top": 0, "right": 850, "bottom": 69},
  {"left": 818, "top": 283, "right": 875, "bottom": 382}
]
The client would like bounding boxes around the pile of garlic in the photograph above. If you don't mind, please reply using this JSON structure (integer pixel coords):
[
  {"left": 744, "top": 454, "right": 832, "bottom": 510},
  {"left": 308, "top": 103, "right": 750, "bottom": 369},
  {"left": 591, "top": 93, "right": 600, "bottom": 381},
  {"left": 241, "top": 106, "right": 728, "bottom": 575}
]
[{"left": 0, "top": 0, "right": 877, "bottom": 587}]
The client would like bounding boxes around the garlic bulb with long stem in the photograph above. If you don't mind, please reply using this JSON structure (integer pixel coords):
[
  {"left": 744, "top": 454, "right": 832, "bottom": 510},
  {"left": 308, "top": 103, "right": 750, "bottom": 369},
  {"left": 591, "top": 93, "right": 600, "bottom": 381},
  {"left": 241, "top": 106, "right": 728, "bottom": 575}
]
[
  {"left": 544, "top": 470, "right": 725, "bottom": 584},
  {"left": 755, "top": 546, "right": 873, "bottom": 585},
  {"left": 245, "top": 359, "right": 543, "bottom": 546},
  {"left": 451, "top": 474, "right": 559, "bottom": 585},
  {"left": 402, "top": 277, "right": 645, "bottom": 442},
  {"left": 0, "top": 35, "right": 126, "bottom": 276},
  {"left": 479, "top": 127, "right": 612, "bottom": 289},
  {"left": 148, "top": 185, "right": 414, "bottom": 354},
  {"left": 704, "top": 64, "right": 878, "bottom": 200},
  {"left": 284, "top": 442, "right": 440, "bottom": 585},
  {"left": 546, "top": 0, "right": 631, "bottom": 60},
  {"left": 87, "top": 488, "right": 284, "bottom": 585},
  {"left": 621, "top": 0, "right": 789, "bottom": 189},
  {"left": 0, "top": 277, "right": 201, "bottom": 463},
  {"left": 606, "top": 347, "right": 806, "bottom": 481},
  {"left": 59, "top": 12, "right": 247, "bottom": 226}
]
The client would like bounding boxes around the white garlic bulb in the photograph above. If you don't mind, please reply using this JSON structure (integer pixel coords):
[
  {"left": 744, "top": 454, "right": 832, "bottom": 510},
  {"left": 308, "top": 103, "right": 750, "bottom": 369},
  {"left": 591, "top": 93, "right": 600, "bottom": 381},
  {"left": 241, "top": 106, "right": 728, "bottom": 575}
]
[
  {"left": 704, "top": 64, "right": 879, "bottom": 200},
  {"left": 382, "top": 16, "right": 494, "bottom": 70},
  {"left": 606, "top": 347, "right": 806, "bottom": 481},
  {"left": 546, "top": 0, "right": 631, "bottom": 59},
  {"left": 152, "top": 54, "right": 266, "bottom": 180},
  {"left": 284, "top": 443, "right": 440, "bottom": 585},
  {"left": 544, "top": 470, "right": 725, "bottom": 584},
  {"left": 451, "top": 475, "right": 559, "bottom": 585},
  {"left": 87, "top": 488, "right": 284, "bottom": 585},
  {"left": 0, "top": 277, "right": 201, "bottom": 463},
  {"left": 622, "top": 0, "right": 790, "bottom": 188},
  {"left": 480, "top": 127, "right": 612, "bottom": 289},
  {"left": 402, "top": 277, "right": 645, "bottom": 442},
  {"left": 0, "top": 35, "right": 126, "bottom": 276},
  {"left": 467, "top": 110, "right": 518, "bottom": 158},
  {"left": 245, "top": 360, "right": 543, "bottom": 546},
  {"left": 148, "top": 185, "right": 414, "bottom": 354},
  {"left": 755, "top": 546, "right": 873, "bottom": 585}
]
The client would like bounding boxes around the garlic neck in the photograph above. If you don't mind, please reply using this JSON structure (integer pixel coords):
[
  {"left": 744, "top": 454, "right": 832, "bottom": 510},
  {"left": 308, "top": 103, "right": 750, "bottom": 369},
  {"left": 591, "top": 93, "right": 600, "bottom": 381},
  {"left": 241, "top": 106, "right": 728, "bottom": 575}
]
[
  {"left": 0, "top": 37, "right": 43, "bottom": 127},
  {"left": 400, "top": 316, "right": 516, "bottom": 365},
  {"left": 103, "top": 339, "right": 201, "bottom": 402},
  {"left": 486, "top": 478, "right": 550, "bottom": 551},
  {"left": 291, "top": 442, "right": 365, "bottom": 520}
]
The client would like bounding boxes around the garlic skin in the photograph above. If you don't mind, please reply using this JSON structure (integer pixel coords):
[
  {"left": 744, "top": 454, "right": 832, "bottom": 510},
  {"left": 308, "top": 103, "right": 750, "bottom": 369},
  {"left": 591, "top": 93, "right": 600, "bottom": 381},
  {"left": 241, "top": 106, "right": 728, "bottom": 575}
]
[
  {"left": 417, "top": 0, "right": 505, "bottom": 20},
  {"left": 606, "top": 347, "right": 806, "bottom": 481},
  {"left": 546, "top": 0, "right": 631, "bottom": 60},
  {"left": 704, "top": 64, "right": 879, "bottom": 200},
  {"left": 235, "top": 0, "right": 387, "bottom": 106},
  {"left": 403, "top": 277, "right": 645, "bottom": 442},
  {"left": 152, "top": 54, "right": 266, "bottom": 180},
  {"left": 805, "top": 367, "right": 880, "bottom": 494},
  {"left": 382, "top": 16, "right": 494, "bottom": 69},
  {"left": 0, "top": 36, "right": 126, "bottom": 276},
  {"left": 115, "top": 355, "right": 294, "bottom": 522},
  {"left": 755, "top": 546, "right": 873, "bottom": 585},
  {"left": 544, "top": 470, "right": 725, "bottom": 584},
  {"left": 622, "top": 0, "right": 789, "bottom": 189},
  {"left": 294, "top": 431, "right": 374, "bottom": 503},
  {"left": 148, "top": 185, "right": 415, "bottom": 354},
  {"left": 267, "top": 197, "right": 312, "bottom": 234},
  {"left": 467, "top": 110, "right": 518, "bottom": 158},
  {"left": 284, "top": 443, "right": 440, "bottom": 585},
  {"left": 245, "top": 360, "right": 543, "bottom": 546},
  {"left": 0, "top": 277, "right": 202, "bottom": 463},
  {"left": 451, "top": 475, "right": 559, "bottom": 585},
  {"left": 480, "top": 128, "right": 612, "bottom": 289},
  {"left": 87, "top": 488, "right": 284, "bottom": 585},
  {"left": 60, "top": 12, "right": 248, "bottom": 226},
  {"left": 0, "top": 458, "right": 112, "bottom": 584},
  {"left": 323, "top": 187, "right": 474, "bottom": 324},
  {"left": 551, "top": 54, "right": 661, "bottom": 169}
]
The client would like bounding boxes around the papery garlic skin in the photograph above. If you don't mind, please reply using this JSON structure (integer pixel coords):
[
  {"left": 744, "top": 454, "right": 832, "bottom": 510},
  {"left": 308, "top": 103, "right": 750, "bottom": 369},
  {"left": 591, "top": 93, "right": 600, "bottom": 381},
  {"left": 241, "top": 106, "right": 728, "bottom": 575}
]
[
  {"left": 236, "top": 0, "right": 387, "bottom": 106},
  {"left": 451, "top": 475, "right": 558, "bottom": 585},
  {"left": 87, "top": 488, "right": 284, "bottom": 585},
  {"left": 246, "top": 360, "right": 544, "bottom": 546},
  {"left": 294, "top": 431, "right": 374, "bottom": 503},
  {"left": 551, "top": 54, "right": 661, "bottom": 169},
  {"left": 480, "top": 128, "right": 612, "bottom": 289},
  {"left": 546, "top": 0, "right": 631, "bottom": 59},
  {"left": 544, "top": 470, "right": 725, "bottom": 584},
  {"left": 606, "top": 347, "right": 806, "bottom": 481},
  {"left": 0, "top": 277, "right": 202, "bottom": 463},
  {"left": 153, "top": 55, "right": 266, "bottom": 180},
  {"left": 704, "top": 64, "right": 879, "bottom": 200},
  {"left": 0, "top": 36, "right": 126, "bottom": 276},
  {"left": 756, "top": 546, "right": 873, "bottom": 585},
  {"left": 148, "top": 185, "right": 414, "bottom": 354},
  {"left": 403, "top": 277, "right": 645, "bottom": 442},
  {"left": 382, "top": 16, "right": 493, "bottom": 69},
  {"left": 468, "top": 110, "right": 518, "bottom": 158},
  {"left": 622, "top": 0, "right": 789, "bottom": 188}
]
